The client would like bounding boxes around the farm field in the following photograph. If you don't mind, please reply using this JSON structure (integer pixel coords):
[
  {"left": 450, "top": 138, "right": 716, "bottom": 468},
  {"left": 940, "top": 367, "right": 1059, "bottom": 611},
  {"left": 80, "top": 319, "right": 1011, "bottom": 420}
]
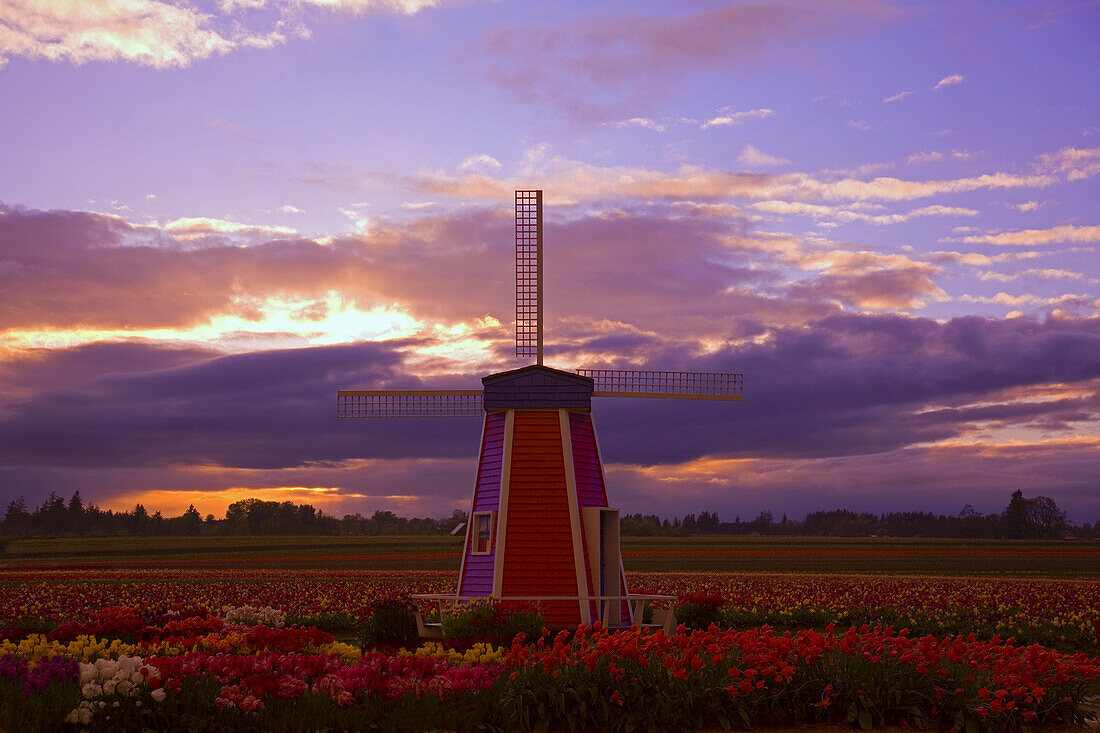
[
  {"left": 4, "top": 534, "right": 1100, "bottom": 575},
  {"left": 2, "top": 536, "right": 1098, "bottom": 730}
]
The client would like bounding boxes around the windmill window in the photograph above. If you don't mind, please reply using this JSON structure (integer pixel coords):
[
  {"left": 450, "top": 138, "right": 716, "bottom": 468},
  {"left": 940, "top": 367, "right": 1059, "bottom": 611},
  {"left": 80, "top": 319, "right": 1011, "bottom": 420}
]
[{"left": 472, "top": 512, "right": 494, "bottom": 554}]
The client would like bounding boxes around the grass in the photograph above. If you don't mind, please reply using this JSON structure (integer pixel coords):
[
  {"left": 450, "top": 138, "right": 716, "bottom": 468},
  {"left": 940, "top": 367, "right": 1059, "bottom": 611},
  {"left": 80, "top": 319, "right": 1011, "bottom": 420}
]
[{"left": 2, "top": 534, "right": 1097, "bottom": 575}]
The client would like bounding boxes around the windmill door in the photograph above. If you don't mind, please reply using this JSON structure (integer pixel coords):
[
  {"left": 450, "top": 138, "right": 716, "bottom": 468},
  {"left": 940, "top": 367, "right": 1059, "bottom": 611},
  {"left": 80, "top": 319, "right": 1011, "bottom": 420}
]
[{"left": 583, "top": 507, "right": 622, "bottom": 625}]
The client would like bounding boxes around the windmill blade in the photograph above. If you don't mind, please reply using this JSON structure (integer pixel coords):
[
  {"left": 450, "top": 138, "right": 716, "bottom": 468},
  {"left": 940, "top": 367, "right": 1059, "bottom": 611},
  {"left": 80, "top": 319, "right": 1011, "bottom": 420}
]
[
  {"left": 578, "top": 369, "right": 743, "bottom": 401},
  {"left": 515, "top": 189, "right": 543, "bottom": 364},
  {"left": 337, "top": 390, "right": 484, "bottom": 417}
]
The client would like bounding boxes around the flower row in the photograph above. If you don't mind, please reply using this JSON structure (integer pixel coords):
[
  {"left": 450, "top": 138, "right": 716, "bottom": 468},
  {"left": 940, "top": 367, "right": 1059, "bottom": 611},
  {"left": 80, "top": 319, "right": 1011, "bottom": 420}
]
[{"left": 2, "top": 623, "right": 1097, "bottom": 731}]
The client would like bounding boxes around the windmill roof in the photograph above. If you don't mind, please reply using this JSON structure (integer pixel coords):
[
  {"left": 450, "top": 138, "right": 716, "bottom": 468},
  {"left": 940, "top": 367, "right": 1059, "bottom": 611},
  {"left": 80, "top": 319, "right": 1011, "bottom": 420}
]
[
  {"left": 481, "top": 365, "right": 593, "bottom": 411},
  {"left": 482, "top": 364, "right": 593, "bottom": 387}
]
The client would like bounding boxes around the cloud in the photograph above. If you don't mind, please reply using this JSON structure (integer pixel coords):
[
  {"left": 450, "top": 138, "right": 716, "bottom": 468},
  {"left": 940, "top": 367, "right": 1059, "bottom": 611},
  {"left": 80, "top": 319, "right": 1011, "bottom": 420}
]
[
  {"left": 314, "top": 144, "right": 1065, "bottom": 205},
  {"left": 883, "top": 90, "right": 912, "bottom": 103},
  {"left": 220, "top": 0, "right": 268, "bottom": 11},
  {"left": 701, "top": 108, "right": 774, "bottom": 129},
  {"left": 295, "top": 0, "right": 458, "bottom": 13},
  {"left": 737, "top": 145, "right": 790, "bottom": 167},
  {"left": 458, "top": 154, "right": 502, "bottom": 174},
  {"left": 479, "top": 2, "right": 894, "bottom": 119},
  {"left": 0, "top": 0, "right": 275, "bottom": 68},
  {"left": 750, "top": 201, "right": 977, "bottom": 226},
  {"left": 0, "top": 200, "right": 959, "bottom": 360},
  {"left": 933, "top": 73, "right": 965, "bottom": 89},
  {"left": 847, "top": 120, "right": 873, "bottom": 132},
  {"left": 165, "top": 217, "right": 297, "bottom": 239},
  {"left": 977, "top": 268, "right": 1084, "bottom": 283},
  {"left": 0, "top": 0, "right": 469, "bottom": 69},
  {"left": 302, "top": 140, "right": 1100, "bottom": 212},
  {"left": 279, "top": 205, "right": 304, "bottom": 214},
  {"left": 2, "top": 201, "right": 1098, "bottom": 519},
  {"left": 608, "top": 436, "right": 1100, "bottom": 521},
  {"left": 1035, "top": 147, "right": 1100, "bottom": 181},
  {"left": 959, "top": 224, "right": 1100, "bottom": 246},
  {"left": 3, "top": 316, "right": 1099, "bottom": 517},
  {"left": 958, "top": 292, "right": 1092, "bottom": 308},
  {"left": 1013, "top": 201, "right": 1041, "bottom": 212},
  {"left": 907, "top": 150, "right": 976, "bottom": 164},
  {"left": 609, "top": 118, "right": 667, "bottom": 132},
  {"left": 927, "top": 250, "right": 1046, "bottom": 266}
]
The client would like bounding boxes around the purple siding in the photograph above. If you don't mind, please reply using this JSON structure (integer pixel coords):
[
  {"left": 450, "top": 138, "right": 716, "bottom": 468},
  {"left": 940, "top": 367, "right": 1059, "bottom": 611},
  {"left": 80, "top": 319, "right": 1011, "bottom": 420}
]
[
  {"left": 569, "top": 412, "right": 609, "bottom": 508},
  {"left": 570, "top": 412, "right": 630, "bottom": 620},
  {"left": 459, "top": 412, "right": 505, "bottom": 597}
]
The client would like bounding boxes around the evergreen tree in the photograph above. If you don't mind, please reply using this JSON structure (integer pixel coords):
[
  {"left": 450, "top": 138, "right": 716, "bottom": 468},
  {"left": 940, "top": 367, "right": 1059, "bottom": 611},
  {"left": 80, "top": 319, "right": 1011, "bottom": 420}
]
[
  {"left": 180, "top": 504, "right": 203, "bottom": 535},
  {"left": 1004, "top": 490, "right": 1027, "bottom": 539}
]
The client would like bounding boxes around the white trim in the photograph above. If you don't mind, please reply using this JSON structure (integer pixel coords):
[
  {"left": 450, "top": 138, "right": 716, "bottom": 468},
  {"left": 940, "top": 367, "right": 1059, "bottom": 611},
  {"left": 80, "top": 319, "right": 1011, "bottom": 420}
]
[
  {"left": 456, "top": 413, "right": 490, "bottom": 595},
  {"left": 559, "top": 409, "right": 591, "bottom": 624},
  {"left": 590, "top": 414, "right": 632, "bottom": 623},
  {"left": 491, "top": 410, "right": 515, "bottom": 597}
]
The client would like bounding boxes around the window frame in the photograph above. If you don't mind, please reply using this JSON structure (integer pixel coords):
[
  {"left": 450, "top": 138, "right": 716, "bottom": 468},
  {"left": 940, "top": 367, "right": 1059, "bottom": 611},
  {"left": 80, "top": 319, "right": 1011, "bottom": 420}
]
[{"left": 470, "top": 511, "right": 495, "bottom": 555}]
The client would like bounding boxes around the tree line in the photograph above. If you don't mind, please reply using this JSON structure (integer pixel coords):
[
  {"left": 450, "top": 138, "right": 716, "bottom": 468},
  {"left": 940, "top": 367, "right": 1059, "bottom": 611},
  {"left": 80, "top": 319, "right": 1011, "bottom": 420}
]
[
  {"left": 621, "top": 491, "right": 1080, "bottom": 539},
  {"left": 0, "top": 494, "right": 465, "bottom": 538},
  {"left": 0, "top": 489, "right": 1084, "bottom": 539}
]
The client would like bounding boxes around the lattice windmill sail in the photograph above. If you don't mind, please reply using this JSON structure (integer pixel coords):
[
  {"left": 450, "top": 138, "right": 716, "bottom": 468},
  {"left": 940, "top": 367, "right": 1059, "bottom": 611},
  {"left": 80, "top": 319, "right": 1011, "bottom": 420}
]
[{"left": 338, "top": 190, "right": 742, "bottom": 628}]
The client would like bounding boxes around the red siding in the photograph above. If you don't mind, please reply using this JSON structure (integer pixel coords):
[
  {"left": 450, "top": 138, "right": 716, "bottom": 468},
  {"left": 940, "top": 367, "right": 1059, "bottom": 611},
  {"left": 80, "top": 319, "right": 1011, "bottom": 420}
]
[{"left": 501, "top": 411, "right": 580, "bottom": 626}]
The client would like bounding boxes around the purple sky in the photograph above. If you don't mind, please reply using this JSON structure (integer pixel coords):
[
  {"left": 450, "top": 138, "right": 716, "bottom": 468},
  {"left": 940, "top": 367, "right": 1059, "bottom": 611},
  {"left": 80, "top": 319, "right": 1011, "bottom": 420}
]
[{"left": 1, "top": 0, "right": 1098, "bottom": 522}]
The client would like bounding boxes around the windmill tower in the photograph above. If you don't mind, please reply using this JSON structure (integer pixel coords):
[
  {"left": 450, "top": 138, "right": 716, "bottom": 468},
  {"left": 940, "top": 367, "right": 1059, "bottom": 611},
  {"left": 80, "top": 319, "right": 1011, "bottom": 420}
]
[{"left": 338, "top": 190, "right": 742, "bottom": 627}]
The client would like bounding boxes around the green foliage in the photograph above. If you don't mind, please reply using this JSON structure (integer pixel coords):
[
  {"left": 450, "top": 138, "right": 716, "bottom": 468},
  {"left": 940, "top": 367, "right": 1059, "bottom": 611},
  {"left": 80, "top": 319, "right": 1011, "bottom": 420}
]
[
  {"left": 675, "top": 597, "right": 727, "bottom": 631},
  {"left": 0, "top": 676, "right": 80, "bottom": 732},
  {"left": 441, "top": 602, "right": 495, "bottom": 640},
  {"left": 286, "top": 612, "right": 358, "bottom": 632},
  {"left": 358, "top": 598, "right": 418, "bottom": 648},
  {"left": 441, "top": 601, "right": 544, "bottom": 644}
]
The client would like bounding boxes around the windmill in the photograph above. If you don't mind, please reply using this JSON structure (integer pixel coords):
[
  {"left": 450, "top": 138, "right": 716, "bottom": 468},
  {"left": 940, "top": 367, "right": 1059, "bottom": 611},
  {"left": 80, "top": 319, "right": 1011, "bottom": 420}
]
[{"left": 337, "top": 190, "right": 742, "bottom": 627}]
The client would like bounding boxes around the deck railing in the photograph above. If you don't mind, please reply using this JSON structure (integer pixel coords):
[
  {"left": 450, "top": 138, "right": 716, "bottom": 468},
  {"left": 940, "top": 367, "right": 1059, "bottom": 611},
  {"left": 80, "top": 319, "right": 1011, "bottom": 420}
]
[{"left": 412, "top": 592, "right": 676, "bottom": 630}]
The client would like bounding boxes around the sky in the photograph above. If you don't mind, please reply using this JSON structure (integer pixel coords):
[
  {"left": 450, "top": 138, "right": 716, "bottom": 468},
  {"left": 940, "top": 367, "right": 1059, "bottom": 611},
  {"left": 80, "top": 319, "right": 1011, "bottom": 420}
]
[{"left": 1, "top": 0, "right": 1099, "bottom": 523}]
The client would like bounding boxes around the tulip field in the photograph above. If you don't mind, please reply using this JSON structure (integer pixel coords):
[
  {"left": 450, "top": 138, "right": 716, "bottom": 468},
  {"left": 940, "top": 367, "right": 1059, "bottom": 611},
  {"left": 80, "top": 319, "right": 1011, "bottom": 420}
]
[{"left": 1, "top": 536, "right": 1098, "bottom": 731}]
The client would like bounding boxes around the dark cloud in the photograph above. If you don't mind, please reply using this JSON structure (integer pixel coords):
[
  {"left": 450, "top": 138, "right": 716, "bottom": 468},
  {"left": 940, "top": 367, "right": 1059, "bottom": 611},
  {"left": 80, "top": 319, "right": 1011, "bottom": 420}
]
[
  {"left": 588, "top": 313, "right": 1100, "bottom": 463},
  {"left": 2, "top": 204, "right": 1098, "bottom": 521},
  {"left": 0, "top": 340, "right": 482, "bottom": 470},
  {"left": 1, "top": 314, "right": 1097, "bottom": 516}
]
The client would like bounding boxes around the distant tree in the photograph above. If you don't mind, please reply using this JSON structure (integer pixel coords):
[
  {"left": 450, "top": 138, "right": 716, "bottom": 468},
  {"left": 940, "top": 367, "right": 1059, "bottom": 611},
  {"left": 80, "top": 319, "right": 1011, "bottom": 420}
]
[
  {"left": 131, "top": 504, "right": 149, "bottom": 534},
  {"left": 1025, "top": 496, "right": 1067, "bottom": 539},
  {"left": 750, "top": 510, "right": 775, "bottom": 535},
  {"left": 2, "top": 497, "right": 30, "bottom": 536},
  {"left": 697, "top": 511, "right": 720, "bottom": 533},
  {"left": 38, "top": 493, "right": 68, "bottom": 535},
  {"left": 67, "top": 491, "right": 84, "bottom": 522},
  {"left": 1004, "top": 490, "right": 1027, "bottom": 539},
  {"left": 180, "top": 504, "right": 203, "bottom": 535}
]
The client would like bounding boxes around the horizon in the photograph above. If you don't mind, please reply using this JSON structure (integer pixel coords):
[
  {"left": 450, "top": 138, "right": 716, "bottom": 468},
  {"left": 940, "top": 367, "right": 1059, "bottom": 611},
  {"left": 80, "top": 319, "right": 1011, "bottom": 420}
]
[
  {"left": 10, "top": 487, "right": 1074, "bottom": 527},
  {"left": 1, "top": 0, "right": 1099, "bottom": 523}
]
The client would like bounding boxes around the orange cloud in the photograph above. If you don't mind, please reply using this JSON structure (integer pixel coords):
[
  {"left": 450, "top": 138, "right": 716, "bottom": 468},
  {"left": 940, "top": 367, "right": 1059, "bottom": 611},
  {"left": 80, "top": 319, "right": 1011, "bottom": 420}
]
[
  {"left": 960, "top": 224, "right": 1100, "bottom": 246},
  {"left": 105, "top": 486, "right": 361, "bottom": 519}
]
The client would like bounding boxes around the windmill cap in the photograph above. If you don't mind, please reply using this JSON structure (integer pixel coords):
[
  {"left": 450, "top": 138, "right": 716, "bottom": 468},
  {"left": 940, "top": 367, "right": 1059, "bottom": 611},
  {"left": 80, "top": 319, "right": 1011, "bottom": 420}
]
[{"left": 481, "top": 365, "right": 593, "bottom": 411}]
